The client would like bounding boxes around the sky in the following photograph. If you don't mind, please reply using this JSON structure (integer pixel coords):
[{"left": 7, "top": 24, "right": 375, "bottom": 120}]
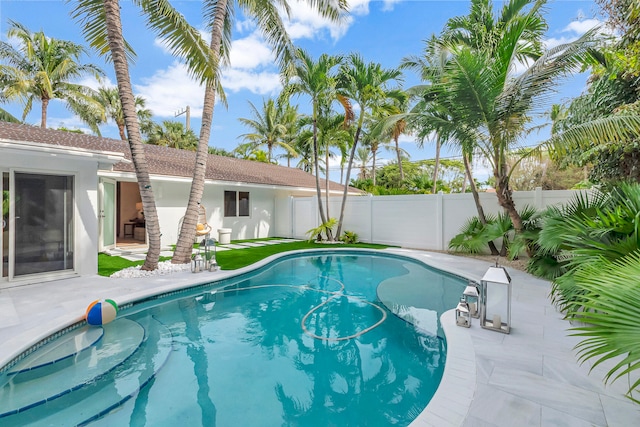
[{"left": 0, "top": 0, "right": 604, "bottom": 182}]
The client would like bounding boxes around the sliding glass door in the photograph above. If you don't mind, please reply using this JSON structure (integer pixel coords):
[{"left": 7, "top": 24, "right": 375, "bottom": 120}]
[
  {"left": 2, "top": 172, "right": 8, "bottom": 278},
  {"left": 13, "top": 172, "right": 74, "bottom": 276}
]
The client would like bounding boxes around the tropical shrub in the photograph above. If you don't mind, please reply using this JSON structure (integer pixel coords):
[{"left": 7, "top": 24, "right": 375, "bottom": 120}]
[
  {"left": 340, "top": 231, "right": 359, "bottom": 244},
  {"left": 531, "top": 184, "right": 640, "bottom": 312},
  {"left": 528, "top": 183, "right": 640, "bottom": 400},
  {"left": 449, "top": 205, "right": 538, "bottom": 258},
  {"left": 568, "top": 253, "right": 640, "bottom": 402},
  {"left": 305, "top": 218, "right": 338, "bottom": 242}
]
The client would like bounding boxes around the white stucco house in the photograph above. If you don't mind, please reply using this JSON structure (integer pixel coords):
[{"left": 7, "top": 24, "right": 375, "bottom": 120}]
[{"left": 0, "top": 122, "right": 357, "bottom": 287}]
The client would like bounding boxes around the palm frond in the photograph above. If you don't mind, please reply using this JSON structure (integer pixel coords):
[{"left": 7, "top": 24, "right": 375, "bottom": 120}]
[
  {"left": 68, "top": 0, "right": 137, "bottom": 62},
  {"left": 568, "top": 252, "right": 640, "bottom": 400}
]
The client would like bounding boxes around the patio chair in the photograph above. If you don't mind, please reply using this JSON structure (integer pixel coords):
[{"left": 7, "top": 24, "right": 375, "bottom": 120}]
[{"left": 196, "top": 205, "right": 212, "bottom": 237}]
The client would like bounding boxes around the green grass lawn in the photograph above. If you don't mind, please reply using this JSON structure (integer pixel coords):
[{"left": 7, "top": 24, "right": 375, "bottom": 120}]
[{"left": 99, "top": 240, "right": 390, "bottom": 276}]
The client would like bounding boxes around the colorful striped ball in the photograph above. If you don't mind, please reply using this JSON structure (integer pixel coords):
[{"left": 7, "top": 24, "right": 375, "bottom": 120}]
[{"left": 85, "top": 299, "right": 118, "bottom": 326}]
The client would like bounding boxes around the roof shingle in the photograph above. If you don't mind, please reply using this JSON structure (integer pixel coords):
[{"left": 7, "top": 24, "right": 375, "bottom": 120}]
[{"left": 0, "top": 122, "right": 354, "bottom": 192}]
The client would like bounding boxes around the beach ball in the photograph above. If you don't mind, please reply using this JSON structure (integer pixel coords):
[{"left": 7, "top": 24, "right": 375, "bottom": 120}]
[{"left": 86, "top": 299, "right": 118, "bottom": 326}]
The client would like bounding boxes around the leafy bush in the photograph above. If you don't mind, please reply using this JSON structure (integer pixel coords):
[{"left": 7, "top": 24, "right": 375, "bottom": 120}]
[
  {"left": 528, "top": 183, "right": 640, "bottom": 400},
  {"left": 448, "top": 205, "right": 538, "bottom": 258},
  {"left": 305, "top": 218, "right": 338, "bottom": 242},
  {"left": 340, "top": 231, "right": 359, "bottom": 244}
]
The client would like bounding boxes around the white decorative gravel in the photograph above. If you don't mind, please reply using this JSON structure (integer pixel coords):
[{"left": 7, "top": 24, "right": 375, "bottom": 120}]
[{"left": 110, "top": 261, "right": 191, "bottom": 278}]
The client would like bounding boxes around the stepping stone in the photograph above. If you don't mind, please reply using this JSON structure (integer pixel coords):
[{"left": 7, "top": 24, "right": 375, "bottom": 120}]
[{"left": 218, "top": 244, "right": 248, "bottom": 249}]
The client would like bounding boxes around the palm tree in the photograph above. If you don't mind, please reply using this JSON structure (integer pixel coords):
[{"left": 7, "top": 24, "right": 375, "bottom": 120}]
[
  {"left": 335, "top": 54, "right": 403, "bottom": 237},
  {"left": 429, "top": 0, "right": 603, "bottom": 236},
  {"left": 92, "top": 86, "right": 152, "bottom": 139},
  {"left": 71, "top": 0, "right": 217, "bottom": 270},
  {"left": 316, "top": 112, "right": 350, "bottom": 216},
  {"left": 401, "top": 34, "right": 453, "bottom": 193},
  {"left": 171, "top": 0, "right": 347, "bottom": 262},
  {"left": 285, "top": 49, "right": 345, "bottom": 239},
  {"left": 278, "top": 102, "right": 301, "bottom": 167},
  {"left": 354, "top": 146, "right": 372, "bottom": 181},
  {"left": 238, "top": 98, "right": 296, "bottom": 162},
  {"left": 293, "top": 126, "right": 315, "bottom": 173},
  {"left": 0, "top": 20, "right": 105, "bottom": 129},
  {"left": 233, "top": 142, "right": 271, "bottom": 162},
  {"left": 147, "top": 120, "right": 198, "bottom": 150}
]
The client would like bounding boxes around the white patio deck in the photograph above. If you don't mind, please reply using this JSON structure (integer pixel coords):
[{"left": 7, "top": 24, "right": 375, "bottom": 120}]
[{"left": 1, "top": 248, "right": 638, "bottom": 426}]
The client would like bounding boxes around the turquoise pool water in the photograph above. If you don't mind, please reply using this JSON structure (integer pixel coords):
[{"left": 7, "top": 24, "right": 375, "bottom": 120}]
[{"left": 0, "top": 251, "right": 466, "bottom": 426}]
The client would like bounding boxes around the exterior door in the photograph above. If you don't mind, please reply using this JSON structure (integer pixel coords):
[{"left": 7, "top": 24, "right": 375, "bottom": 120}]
[
  {"left": 99, "top": 178, "right": 116, "bottom": 251},
  {"left": 1, "top": 171, "right": 8, "bottom": 280},
  {"left": 13, "top": 172, "right": 75, "bottom": 277}
]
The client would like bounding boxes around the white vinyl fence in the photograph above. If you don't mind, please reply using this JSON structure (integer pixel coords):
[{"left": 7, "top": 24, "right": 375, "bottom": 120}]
[{"left": 278, "top": 188, "right": 583, "bottom": 251}]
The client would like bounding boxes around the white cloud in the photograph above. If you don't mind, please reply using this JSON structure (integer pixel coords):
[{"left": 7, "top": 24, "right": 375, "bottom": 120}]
[
  {"left": 77, "top": 76, "right": 113, "bottom": 91},
  {"left": 235, "top": 19, "right": 255, "bottom": 34},
  {"left": 283, "top": 0, "right": 362, "bottom": 41},
  {"left": 381, "top": 0, "right": 402, "bottom": 12},
  {"left": 134, "top": 62, "right": 205, "bottom": 118},
  {"left": 563, "top": 18, "right": 602, "bottom": 35},
  {"left": 229, "top": 34, "right": 274, "bottom": 69},
  {"left": 348, "top": 0, "right": 371, "bottom": 16},
  {"left": 545, "top": 17, "right": 607, "bottom": 50},
  {"left": 221, "top": 68, "right": 282, "bottom": 94}
]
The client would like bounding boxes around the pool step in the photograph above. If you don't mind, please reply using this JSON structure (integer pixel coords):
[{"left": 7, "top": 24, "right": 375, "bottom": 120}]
[
  {"left": 6, "top": 326, "right": 104, "bottom": 382},
  {"left": 0, "top": 316, "right": 173, "bottom": 426},
  {"left": 0, "top": 319, "right": 144, "bottom": 418}
]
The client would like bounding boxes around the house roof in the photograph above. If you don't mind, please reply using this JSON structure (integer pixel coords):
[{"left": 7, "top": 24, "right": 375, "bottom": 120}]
[{"left": 0, "top": 122, "right": 356, "bottom": 193}]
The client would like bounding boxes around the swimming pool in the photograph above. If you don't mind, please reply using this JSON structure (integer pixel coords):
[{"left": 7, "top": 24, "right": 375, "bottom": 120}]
[{"left": 0, "top": 251, "right": 466, "bottom": 426}]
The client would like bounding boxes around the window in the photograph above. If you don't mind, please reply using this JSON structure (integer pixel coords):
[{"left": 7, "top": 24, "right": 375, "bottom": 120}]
[{"left": 224, "top": 191, "right": 250, "bottom": 217}]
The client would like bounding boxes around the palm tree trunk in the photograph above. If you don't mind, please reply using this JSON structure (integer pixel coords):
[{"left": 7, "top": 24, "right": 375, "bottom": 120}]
[
  {"left": 395, "top": 135, "right": 404, "bottom": 181},
  {"left": 372, "top": 148, "right": 377, "bottom": 186},
  {"left": 104, "top": 0, "right": 160, "bottom": 270},
  {"left": 312, "top": 108, "right": 331, "bottom": 239},
  {"left": 463, "top": 153, "right": 499, "bottom": 256},
  {"left": 172, "top": 0, "right": 227, "bottom": 264},
  {"left": 325, "top": 137, "right": 330, "bottom": 219},
  {"left": 432, "top": 135, "right": 441, "bottom": 194},
  {"left": 495, "top": 170, "right": 523, "bottom": 232},
  {"left": 117, "top": 121, "right": 127, "bottom": 140},
  {"left": 336, "top": 115, "right": 363, "bottom": 237},
  {"left": 41, "top": 97, "right": 49, "bottom": 128}
]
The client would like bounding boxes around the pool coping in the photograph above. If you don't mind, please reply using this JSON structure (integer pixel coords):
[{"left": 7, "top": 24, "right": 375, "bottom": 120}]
[{"left": 1, "top": 248, "right": 638, "bottom": 426}]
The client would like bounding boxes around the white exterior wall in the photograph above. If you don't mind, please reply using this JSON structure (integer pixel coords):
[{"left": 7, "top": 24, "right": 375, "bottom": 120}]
[
  {"left": 153, "top": 179, "right": 281, "bottom": 247},
  {"left": 1, "top": 149, "right": 101, "bottom": 283},
  {"left": 287, "top": 188, "right": 586, "bottom": 250}
]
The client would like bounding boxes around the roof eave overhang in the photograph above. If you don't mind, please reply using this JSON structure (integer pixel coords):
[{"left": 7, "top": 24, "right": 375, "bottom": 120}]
[
  {"left": 0, "top": 139, "right": 128, "bottom": 170},
  {"left": 98, "top": 171, "right": 360, "bottom": 195}
]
